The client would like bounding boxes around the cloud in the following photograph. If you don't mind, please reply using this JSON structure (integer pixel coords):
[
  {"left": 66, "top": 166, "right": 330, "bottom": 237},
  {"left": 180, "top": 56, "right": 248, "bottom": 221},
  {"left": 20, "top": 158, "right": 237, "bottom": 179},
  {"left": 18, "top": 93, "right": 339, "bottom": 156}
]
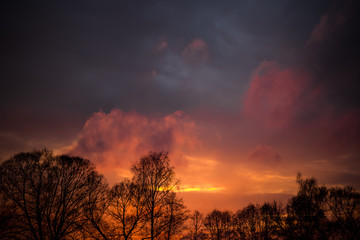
[
  {"left": 240, "top": 59, "right": 360, "bottom": 166},
  {"left": 306, "top": 0, "right": 356, "bottom": 46},
  {"left": 325, "top": 109, "right": 360, "bottom": 154},
  {"left": 306, "top": 14, "right": 330, "bottom": 44},
  {"left": 238, "top": 2, "right": 360, "bottom": 177},
  {"left": 67, "top": 109, "right": 202, "bottom": 182},
  {"left": 247, "top": 144, "right": 282, "bottom": 167},
  {"left": 298, "top": 0, "right": 360, "bottom": 162},
  {"left": 303, "top": 0, "right": 360, "bottom": 108},
  {"left": 242, "top": 61, "right": 317, "bottom": 130},
  {"left": 0, "top": 106, "right": 84, "bottom": 161},
  {"left": 66, "top": 109, "right": 231, "bottom": 193},
  {"left": 182, "top": 38, "right": 209, "bottom": 62},
  {"left": 153, "top": 37, "right": 168, "bottom": 53}
]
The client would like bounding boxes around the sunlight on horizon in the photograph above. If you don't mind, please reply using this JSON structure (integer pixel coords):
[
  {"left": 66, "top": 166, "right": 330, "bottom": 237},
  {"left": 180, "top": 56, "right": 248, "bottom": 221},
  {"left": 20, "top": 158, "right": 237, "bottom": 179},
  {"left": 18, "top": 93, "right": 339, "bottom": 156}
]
[{"left": 177, "top": 185, "right": 225, "bottom": 193}]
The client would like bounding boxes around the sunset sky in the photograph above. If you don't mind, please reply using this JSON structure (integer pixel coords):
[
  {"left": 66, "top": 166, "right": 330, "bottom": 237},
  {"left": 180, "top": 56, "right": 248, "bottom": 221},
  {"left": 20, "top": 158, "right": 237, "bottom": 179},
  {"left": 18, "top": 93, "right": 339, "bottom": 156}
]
[{"left": 1, "top": 0, "right": 359, "bottom": 212}]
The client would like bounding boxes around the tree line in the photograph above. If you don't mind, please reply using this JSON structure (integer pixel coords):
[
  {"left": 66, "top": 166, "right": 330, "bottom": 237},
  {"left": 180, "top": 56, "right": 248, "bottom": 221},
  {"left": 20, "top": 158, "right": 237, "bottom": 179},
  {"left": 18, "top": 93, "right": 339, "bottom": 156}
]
[
  {"left": 184, "top": 175, "right": 360, "bottom": 240},
  {"left": 0, "top": 149, "right": 359, "bottom": 239}
]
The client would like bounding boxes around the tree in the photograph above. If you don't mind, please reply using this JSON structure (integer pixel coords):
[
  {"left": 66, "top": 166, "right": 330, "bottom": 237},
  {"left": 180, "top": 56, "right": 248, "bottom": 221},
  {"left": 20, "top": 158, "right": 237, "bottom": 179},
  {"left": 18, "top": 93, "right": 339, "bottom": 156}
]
[
  {"left": 0, "top": 190, "right": 20, "bottom": 239},
  {"left": 233, "top": 204, "right": 260, "bottom": 240},
  {"left": 326, "top": 186, "right": 360, "bottom": 240},
  {"left": 186, "top": 210, "right": 207, "bottom": 240},
  {"left": 204, "top": 209, "right": 233, "bottom": 240},
  {"left": 81, "top": 171, "right": 111, "bottom": 240},
  {"left": 162, "top": 192, "right": 189, "bottom": 240},
  {"left": 285, "top": 173, "right": 328, "bottom": 240},
  {"left": 131, "top": 151, "right": 187, "bottom": 240},
  {"left": 0, "top": 149, "right": 108, "bottom": 240},
  {"left": 107, "top": 178, "right": 147, "bottom": 240},
  {"left": 259, "top": 201, "right": 285, "bottom": 240}
]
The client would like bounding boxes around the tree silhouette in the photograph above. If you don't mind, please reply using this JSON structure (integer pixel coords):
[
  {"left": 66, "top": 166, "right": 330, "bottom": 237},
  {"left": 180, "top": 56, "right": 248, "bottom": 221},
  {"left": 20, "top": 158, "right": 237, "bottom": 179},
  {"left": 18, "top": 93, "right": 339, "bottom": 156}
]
[
  {"left": 162, "top": 192, "right": 189, "bottom": 240},
  {"left": 73, "top": 151, "right": 188, "bottom": 240},
  {"left": 0, "top": 190, "right": 20, "bottom": 239},
  {"left": 233, "top": 203, "right": 260, "bottom": 240},
  {"left": 186, "top": 210, "right": 207, "bottom": 240},
  {"left": 2, "top": 149, "right": 360, "bottom": 240},
  {"left": 326, "top": 186, "right": 360, "bottom": 239},
  {"left": 81, "top": 171, "right": 111, "bottom": 240},
  {"left": 131, "top": 151, "right": 187, "bottom": 240},
  {"left": 285, "top": 173, "right": 328, "bottom": 240},
  {"left": 0, "top": 149, "right": 108, "bottom": 240},
  {"left": 204, "top": 209, "right": 233, "bottom": 240},
  {"left": 107, "top": 178, "right": 147, "bottom": 240},
  {"left": 259, "top": 201, "right": 285, "bottom": 240}
]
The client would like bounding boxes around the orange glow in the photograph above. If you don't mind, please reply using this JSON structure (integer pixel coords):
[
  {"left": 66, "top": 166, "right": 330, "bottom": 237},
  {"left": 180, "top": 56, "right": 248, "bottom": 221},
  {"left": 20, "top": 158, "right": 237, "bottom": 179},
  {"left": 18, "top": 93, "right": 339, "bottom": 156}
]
[{"left": 177, "top": 185, "right": 225, "bottom": 193}]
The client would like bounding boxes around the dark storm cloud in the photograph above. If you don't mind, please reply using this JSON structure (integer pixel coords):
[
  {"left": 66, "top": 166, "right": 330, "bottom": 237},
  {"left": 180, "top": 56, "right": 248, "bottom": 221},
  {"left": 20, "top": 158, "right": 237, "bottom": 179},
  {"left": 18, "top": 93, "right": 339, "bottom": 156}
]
[
  {"left": 1, "top": 0, "right": 331, "bottom": 113},
  {"left": 303, "top": 0, "right": 360, "bottom": 109}
]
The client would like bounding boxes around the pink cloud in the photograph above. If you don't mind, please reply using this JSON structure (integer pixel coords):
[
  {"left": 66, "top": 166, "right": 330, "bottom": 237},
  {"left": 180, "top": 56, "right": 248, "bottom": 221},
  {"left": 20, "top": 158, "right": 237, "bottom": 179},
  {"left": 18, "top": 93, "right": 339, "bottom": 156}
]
[
  {"left": 247, "top": 144, "right": 282, "bottom": 166},
  {"left": 242, "top": 61, "right": 315, "bottom": 130},
  {"left": 68, "top": 110, "right": 201, "bottom": 182},
  {"left": 153, "top": 37, "right": 168, "bottom": 53},
  {"left": 306, "top": 1, "right": 350, "bottom": 46},
  {"left": 149, "top": 69, "right": 157, "bottom": 78},
  {"left": 307, "top": 14, "right": 330, "bottom": 44},
  {"left": 182, "top": 38, "right": 209, "bottom": 61},
  {"left": 241, "top": 60, "right": 359, "bottom": 159},
  {"left": 325, "top": 109, "right": 360, "bottom": 153}
]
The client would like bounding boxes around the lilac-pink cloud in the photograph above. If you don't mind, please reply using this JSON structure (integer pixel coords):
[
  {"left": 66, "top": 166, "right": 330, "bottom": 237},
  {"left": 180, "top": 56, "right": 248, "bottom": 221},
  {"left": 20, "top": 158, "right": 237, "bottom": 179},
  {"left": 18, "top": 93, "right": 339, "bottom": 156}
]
[
  {"left": 68, "top": 109, "right": 201, "bottom": 173},
  {"left": 247, "top": 144, "right": 282, "bottom": 166},
  {"left": 153, "top": 37, "right": 168, "bottom": 53},
  {"left": 242, "top": 61, "right": 314, "bottom": 130},
  {"left": 182, "top": 38, "right": 209, "bottom": 61}
]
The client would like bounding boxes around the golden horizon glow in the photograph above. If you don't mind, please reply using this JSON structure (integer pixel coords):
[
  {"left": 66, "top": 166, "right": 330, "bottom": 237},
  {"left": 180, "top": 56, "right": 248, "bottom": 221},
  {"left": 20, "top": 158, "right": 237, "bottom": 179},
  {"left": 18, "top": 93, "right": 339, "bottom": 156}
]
[{"left": 176, "top": 185, "right": 225, "bottom": 193}]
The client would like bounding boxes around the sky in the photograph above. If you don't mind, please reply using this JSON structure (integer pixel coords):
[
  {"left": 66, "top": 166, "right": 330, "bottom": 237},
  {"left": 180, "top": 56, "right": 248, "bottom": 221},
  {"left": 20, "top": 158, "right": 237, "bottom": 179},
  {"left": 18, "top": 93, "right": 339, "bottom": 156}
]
[{"left": 1, "top": 0, "right": 360, "bottom": 212}]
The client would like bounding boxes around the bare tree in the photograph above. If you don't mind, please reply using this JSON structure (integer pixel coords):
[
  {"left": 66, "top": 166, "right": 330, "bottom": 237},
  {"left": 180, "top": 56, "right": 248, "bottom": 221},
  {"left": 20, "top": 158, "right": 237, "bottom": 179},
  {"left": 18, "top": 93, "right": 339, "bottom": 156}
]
[
  {"left": 0, "top": 149, "right": 108, "bottom": 240},
  {"left": 0, "top": 150, "right": 54, "bottom": 239},
  {"left": 79, "top": 151, "right": 188, "bottom": 240},
  {"left": 259, "top": 201, "right": 285, "bottom": 240},
  {"left": 107, "top": 178, "right": 147, "bottom": 240},
  {"left": 131, "top": 151, "right": 186, "bottom": 240},
  {"left": 162, "top": 192, "right": 189, "bottom": 240},
  {"left": 81, "top": 171, "right": 111, "bottom": 240},
  {"left": 187, "top": 210, "right": 207, "bottom": 240},
  {"left": 233, "top": 204, "right": 260, "bottom": 240},
  {"left": 204, "top": 209, "right": 233, "bottom": 240},
  {"left": 0, "top": 190, "right": 21, "bottom": 239},
  {"left": 326, "top": 186, "right": 360, "bottom": 240}
]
